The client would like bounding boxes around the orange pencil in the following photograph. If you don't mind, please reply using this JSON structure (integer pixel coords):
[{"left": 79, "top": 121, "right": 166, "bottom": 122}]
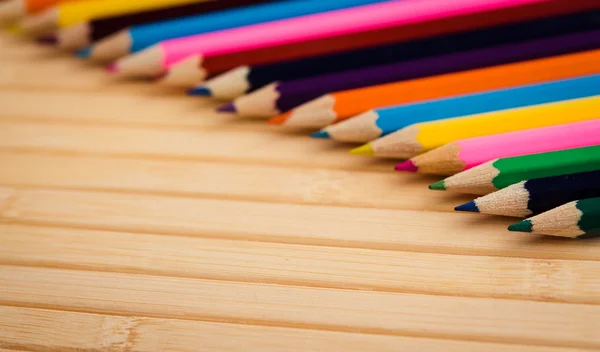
[
  {"left": 270, "top": 48, "right": 600, "bottom": 128},
  {"left": 0, "top": 0, "right": 78, "bottom": 22}
]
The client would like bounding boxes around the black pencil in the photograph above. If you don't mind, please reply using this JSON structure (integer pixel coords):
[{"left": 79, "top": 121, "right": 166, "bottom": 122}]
[
  {"left": 195, "top": 9, "right": 600, "bottom": 101},
  {"left": 456, "top": 170, "right": 600, "bottom": 218}
]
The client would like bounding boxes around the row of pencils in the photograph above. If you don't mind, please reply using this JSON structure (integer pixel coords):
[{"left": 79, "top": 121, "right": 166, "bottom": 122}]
[{"left": 2, "top": 0, "right": 599, "bottom": 239}]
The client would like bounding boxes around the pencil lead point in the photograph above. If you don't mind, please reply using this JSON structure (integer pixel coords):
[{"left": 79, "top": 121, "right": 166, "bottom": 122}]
[
  {"left": 188, "top": 86, "right": 211, "bottom": 96},
  {"left": 77, "top": 47, "right": 91, "bottom": 58},
  {"left": 37, "top": 36, "right": 56, "bottom": 45},
  {"left": 429, "top": 181, "right": 446, "bottom": 191},
  {"left": 455, "top": 201, "right": 479, "bottom": 213},
  {"left": 217, "top": 103, "right": 236, "bottom": 113},
  {"left": 105, "top": 63, "right": 119, "bottom": 73},
  {"left": 350, "top": 144, "right": 374, "bottom": 156},
  {"left": 508, "top": 220, "right": 533, "bottom": 233},
  {"left": 395, "top": 160, "right": 417, "bottom": 172},
  {"left": 311, "top": 130, "right": 330, "bottom": 139},
  {"left": 268, "top": 113, "right": 290, "bottom": 125}
]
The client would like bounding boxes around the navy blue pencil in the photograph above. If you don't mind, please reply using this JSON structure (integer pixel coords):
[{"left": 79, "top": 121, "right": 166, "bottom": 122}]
[
  {"left": 193, "top": 9, "right": 600, "bottom": 100},
  {"left": 456, "top": 170, "right": 600, "bottom": 218}
]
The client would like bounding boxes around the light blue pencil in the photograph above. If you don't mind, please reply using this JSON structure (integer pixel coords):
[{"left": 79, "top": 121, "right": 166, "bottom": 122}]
[
  {"left": 315, "top": 73, "right": 600, "bottom": 143},
  {"left": 83, "top": 0, "right": 388, "bottom": 62}
]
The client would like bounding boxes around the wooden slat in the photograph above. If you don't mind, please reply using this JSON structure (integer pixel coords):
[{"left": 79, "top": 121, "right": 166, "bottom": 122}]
[
  {"left": 1, "top": 223, "right": 599, "bottom": 303},
  {"left": 1, "top": 266, "right": 599, "bottom": 349},
  {"left": 0, "top": 120, "right": 398, "bottom": 171},
  {"left": 0, "top": 306, "right": 583, "bottom": 352},
  {"left": 1, "top": 187, "right": 599, "bottom": 260},
  {"left": 0, "top": 152, "right": 467, "bottom": 211},
  {"left": 0, "top": 89, "right": 230, "bottom": 128}
]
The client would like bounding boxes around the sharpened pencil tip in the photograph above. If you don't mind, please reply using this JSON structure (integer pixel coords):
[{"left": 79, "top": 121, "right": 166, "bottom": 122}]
[
  {"left": 350, "top": 144, "right": 374, "bottom": 156},
  {"left": 268, "top": 113, "right": 290, "bottom": 125},
  {"left": 455, "top": 201, "right": 479, "bottom": 213},
  {"left": 311, "top": 130, "right": 330, "bottom": 139},
  {"left": 37, "top": 36, "right": 57, "bottom": 45},
  {"left": 429, "top": 181, "right": 446, "bottom": 191},
  {"left": 188, "top": 86, "right": 211, "bottom": 96},
  {"left": 395, "top": 160, "right": 417, "bottom": 172},
  {"left": 217, "top": 103, "right": 236, "bottom": 113},
  {"left": 105, "top": 63, "right": 119, "bottom": 73},
  {"left": 508, "top": 220, "right": 533, "bottom": 233},
  {"left": 77, "top": 47, "right": 91, "bottom": 58}
]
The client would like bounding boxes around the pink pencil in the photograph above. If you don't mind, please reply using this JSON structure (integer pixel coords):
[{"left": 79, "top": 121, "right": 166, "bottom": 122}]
[
  {"left": 397, "top": 119, "right": 600, "bottom": 176},
  {"left": 110, "top": 0, "right": 550, "bottom": 82}
]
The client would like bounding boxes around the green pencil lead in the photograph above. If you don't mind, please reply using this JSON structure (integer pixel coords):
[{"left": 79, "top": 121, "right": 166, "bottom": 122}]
[
  {"left": 429, "top": 180, "right": 446, "bottom": 191},
  {"left": 508, "top": 220, "right": 533, "bottom": 233}
]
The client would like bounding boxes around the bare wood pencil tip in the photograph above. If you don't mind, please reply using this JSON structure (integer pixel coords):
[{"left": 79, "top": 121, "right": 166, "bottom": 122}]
[
  {"left": 88, "top": 30, "right": 132, "bottom": 63},
  {"left": 57, "top": 22, "right": 90, "bottom": 51},
  {"left": 0, "top": 0, "right": 25, "bottom": 23},
  {"left": 110, "top": 46, "right": 165, "bottom": 79},
  {"left": 160, "top": 55, "right": 206, "bottom": 87},
  {"left": 19, "top": 7, "right": 57, "bottom": 37}
]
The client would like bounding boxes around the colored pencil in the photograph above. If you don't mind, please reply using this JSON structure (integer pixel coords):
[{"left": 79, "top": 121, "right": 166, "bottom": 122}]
[
  {"left": 271, "top": 48, "right": 600, "bottom": 128},
  {"left": 111, "top": 0, "right": 584, "bottom": 82},
  {"left": 190, "top": 10, "right": 599, "bottom": 100},
  {"left": 430, "top": 145, "right": 600, "bottom": 195},
  {"left": 509, "top": 198, "right": 600, "bottom": 238},
  {"left": 396, "top": 119, "right": 600, "bottom": 176},
  {"left": 85, "top": 0, "right": 385, "bottom": 63},
  {"left": 57, "top": 0, "right": 278, "bottom": 51},
  {"left": 399, "top": 119, "right": 600, "bottom": 176},
  {"left": 20, "top": 0, "right": 203, "bottom": 36},
  {"left": 0, "top": 0, "right": 79, "bottom": 22},
  {"left": 351, "top": 96, "right": 600, "bottom": 160},
  {"left": 320, "top": 74, "right": 600, "bottom": 143},
  {"left": 455, "top": 170, "right": 600, "bottom": 218},
  {"left": 223, "top": 28, "right": 600, "bottom": 118}
]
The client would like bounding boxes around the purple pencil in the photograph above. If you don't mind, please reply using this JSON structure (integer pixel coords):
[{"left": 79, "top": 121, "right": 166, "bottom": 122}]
[{"left": 218, "top": 28, "right": 600, "bottom": 117}]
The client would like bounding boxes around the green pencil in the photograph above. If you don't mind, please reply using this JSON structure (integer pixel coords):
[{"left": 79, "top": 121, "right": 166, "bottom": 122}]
[
  {"left": 429, "top": 145, "right": 600, "bottom": 195},
  {"left": 509, "top": 197, "right": 600, "bottom": 238}
]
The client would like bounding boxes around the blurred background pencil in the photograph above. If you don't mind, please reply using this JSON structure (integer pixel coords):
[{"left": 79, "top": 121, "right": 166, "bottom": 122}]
[
  {"left": 57, "top": 0, "right": 278, "bottom": 51},
  {"left": 20, "top": 0, "right": 202, "bottom": 37},
  {"left": 429, "top": 145, "right": 600, "bottom": 195},
  {"left": 273, "top": 48, "right": 600, "bottom": 128},
  {"left": 398, "top": 119, "right": 600, "bottom": 176},
  {"left": 113, "top": 0, "right": 579, "bottom": 83},
  {"left": 456, "top": 170, "right": 600, "bottom": 218},
  {"left": 191, "top": 9, "right": 600, "bottom": 100},
  {"left": 351, "top": 96, "right": 600, "bottom": 160},
  {"left": 0, "top": 0, "right": 81, "bottom": 23},
  {"left": 84, "top": 0, "right": 385, "bottom": 62},
  {"left": 509, "top": 198, "right": 600, "bottom": 238},
  {"left": 320, "top": 75, "right": 600, "bottom": 143}
]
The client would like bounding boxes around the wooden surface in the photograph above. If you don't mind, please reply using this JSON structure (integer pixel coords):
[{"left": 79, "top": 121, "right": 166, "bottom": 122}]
[{"left": 1, "top": 32, "right": 600, "bottom": 352}]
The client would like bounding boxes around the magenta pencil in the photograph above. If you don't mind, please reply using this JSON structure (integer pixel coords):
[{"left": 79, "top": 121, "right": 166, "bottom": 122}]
[{"left": 397, "top": 119, "right": 600, "bottom": 176}]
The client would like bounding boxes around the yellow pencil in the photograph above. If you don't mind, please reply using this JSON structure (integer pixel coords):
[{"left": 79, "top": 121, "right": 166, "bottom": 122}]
[
  {"left": 20, "top": 0, "right": 203, "bottom": 36},
  {"left": 351, "top": 95, "right": 600, "bottom": 159}
]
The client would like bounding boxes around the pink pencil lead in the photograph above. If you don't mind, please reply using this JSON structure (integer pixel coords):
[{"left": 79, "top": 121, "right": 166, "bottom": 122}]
[
  {"left": 395, "top": 160, "right": 418, "bottom": 172},
  {"left": 105, "top": 63, "right": 119, "bottom": 74}
]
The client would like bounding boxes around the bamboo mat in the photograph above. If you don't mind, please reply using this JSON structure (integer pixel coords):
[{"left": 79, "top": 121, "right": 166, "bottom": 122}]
[{"left": 1, "top": 32, "right": 600, "bottom": 352}]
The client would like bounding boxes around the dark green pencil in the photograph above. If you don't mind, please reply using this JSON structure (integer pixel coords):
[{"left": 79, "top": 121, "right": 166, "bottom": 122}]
[{"left": 509, "top": 197, "right": 600, "bottom": 238}]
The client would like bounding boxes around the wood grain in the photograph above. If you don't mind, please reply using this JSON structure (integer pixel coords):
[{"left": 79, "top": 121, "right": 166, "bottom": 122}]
[
  {"left": 3, "top": 223, "right": 600, "bottom": 303},
  {"left": 1, "top": 31, "right": 600, "bottom": 351},
  {"left": 2, "top": 265, "right": 600, "bottom": 349},
  {"left": 1, "top": 307, "right": 587, "bottom": 352}
]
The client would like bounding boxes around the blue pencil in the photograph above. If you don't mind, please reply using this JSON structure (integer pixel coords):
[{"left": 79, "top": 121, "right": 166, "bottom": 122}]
[
  {"left": 83, "top": 0, "right": 388, "bottom": 62},
  {"left": 315, "top": 74, "right": 600, "bottom": 143}
]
